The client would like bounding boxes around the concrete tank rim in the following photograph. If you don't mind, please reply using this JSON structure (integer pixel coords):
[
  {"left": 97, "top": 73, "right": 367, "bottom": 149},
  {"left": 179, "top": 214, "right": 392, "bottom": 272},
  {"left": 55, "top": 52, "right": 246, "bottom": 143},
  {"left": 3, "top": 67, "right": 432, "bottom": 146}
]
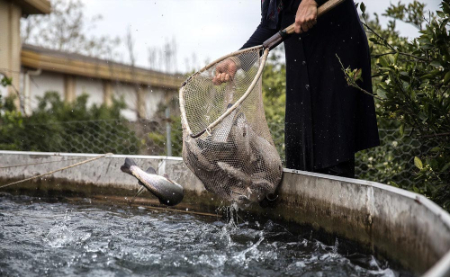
[{"left": 283, "top": 167, "right": 450, "bottom": 227}]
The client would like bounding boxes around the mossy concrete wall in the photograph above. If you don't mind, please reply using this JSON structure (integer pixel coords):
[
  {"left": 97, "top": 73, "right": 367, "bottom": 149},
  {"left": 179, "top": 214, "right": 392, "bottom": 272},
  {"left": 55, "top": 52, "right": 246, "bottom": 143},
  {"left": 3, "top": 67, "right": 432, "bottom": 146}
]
[{"left": 1, "top": 151, "right": 450, "bottom": 276}]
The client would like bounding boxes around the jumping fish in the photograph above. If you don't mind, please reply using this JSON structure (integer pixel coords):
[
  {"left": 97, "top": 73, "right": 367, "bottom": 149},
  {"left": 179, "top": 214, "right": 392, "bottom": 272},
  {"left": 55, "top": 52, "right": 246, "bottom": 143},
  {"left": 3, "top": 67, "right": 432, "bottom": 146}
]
[{"left": 120, "top": 158, "right": 184, "bottom": 206}]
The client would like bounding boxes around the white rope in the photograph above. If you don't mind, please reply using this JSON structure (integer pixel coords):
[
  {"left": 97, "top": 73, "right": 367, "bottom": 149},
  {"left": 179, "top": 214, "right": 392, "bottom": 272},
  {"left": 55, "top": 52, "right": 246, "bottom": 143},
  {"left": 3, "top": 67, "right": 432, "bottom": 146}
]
[{"left": 0, "top": 153, "right": 113, "bottom": 189}]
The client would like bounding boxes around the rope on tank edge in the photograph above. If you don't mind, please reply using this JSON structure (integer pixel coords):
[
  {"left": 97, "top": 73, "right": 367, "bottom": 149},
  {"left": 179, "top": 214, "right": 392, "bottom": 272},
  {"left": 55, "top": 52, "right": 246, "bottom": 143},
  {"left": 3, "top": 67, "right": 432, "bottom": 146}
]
[
  {"left": 0, "top": 153, "right": 113, "bottom": 189},
  {"left": 0, "top": 157, "right": 87, "bottom": 169}
]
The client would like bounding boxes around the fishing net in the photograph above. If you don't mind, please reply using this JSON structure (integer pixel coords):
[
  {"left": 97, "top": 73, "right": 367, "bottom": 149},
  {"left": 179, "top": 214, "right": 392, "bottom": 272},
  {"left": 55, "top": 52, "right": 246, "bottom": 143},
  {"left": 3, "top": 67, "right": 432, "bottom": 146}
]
[{"left": 179, "top": 46, "right": 282, "bottom": 204}]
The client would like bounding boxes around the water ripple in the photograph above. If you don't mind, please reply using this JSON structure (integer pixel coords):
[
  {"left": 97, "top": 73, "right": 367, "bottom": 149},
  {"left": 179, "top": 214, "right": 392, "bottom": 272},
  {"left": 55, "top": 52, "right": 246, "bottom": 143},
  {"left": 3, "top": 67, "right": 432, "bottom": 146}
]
[{"left": 0, "top": 194, "right": 410, "bottom": 277}]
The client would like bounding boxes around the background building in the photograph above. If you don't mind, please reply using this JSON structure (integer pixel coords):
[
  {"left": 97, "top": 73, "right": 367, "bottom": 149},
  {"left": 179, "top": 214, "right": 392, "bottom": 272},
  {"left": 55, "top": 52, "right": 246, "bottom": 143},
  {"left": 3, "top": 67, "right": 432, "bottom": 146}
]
[{"left": 0, "top": 0, "right": 181, "bottom": 121}]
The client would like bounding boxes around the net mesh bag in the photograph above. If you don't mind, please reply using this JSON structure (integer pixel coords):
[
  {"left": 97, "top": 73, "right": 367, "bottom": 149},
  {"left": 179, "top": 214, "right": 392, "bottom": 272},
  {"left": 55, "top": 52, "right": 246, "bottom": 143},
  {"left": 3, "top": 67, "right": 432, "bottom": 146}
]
[{"left": 180, "top": 47, "right": 282, "bottom": 204}]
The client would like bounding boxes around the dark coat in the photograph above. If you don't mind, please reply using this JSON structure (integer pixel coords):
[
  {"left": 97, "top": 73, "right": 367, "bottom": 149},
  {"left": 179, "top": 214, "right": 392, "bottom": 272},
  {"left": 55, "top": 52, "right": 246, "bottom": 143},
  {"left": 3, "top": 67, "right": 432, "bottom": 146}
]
[{"left": 242, "top": 0, "right": 380, "bottom": 171}]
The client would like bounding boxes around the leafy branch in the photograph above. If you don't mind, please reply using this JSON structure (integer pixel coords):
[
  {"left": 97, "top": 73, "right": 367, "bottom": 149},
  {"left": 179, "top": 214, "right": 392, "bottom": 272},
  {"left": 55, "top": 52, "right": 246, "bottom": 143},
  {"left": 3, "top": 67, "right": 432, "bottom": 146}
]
[
  {"left": 363, "top": 23, "right": 430, "bottom": 62},
  {"left": 335, "top": 54, "right": 384, "bottom": 101}
]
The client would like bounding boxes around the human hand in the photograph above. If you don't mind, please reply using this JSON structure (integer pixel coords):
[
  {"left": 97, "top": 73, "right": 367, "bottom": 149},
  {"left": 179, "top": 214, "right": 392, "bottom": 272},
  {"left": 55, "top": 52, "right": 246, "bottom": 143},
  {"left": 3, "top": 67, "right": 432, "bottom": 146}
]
[
  {"left": 213, "top": 58, "right": 238, "bottom": 85},
  {"left": 294, "top": 0, "right": 318, "bottom": 34}
]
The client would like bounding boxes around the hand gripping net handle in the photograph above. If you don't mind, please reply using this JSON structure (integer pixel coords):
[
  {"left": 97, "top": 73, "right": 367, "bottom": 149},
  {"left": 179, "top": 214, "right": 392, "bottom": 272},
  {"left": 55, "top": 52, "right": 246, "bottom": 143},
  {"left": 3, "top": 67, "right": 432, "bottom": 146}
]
[{"left": 179, "top": 0, "right": 345, "bottom": 137}]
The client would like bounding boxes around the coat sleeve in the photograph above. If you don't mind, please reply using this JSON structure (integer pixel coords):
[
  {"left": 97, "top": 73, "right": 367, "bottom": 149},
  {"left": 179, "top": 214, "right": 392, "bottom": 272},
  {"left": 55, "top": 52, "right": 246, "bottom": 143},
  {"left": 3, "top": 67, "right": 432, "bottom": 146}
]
[
  {"left": 235, "top": 22, "right": 279, "bottom": 71},
  {"left": 241, "top": 24, "right": 279, "bottom": 49},
  {"left": 233, "top": 1, "right": 281, "bottom": 71}
]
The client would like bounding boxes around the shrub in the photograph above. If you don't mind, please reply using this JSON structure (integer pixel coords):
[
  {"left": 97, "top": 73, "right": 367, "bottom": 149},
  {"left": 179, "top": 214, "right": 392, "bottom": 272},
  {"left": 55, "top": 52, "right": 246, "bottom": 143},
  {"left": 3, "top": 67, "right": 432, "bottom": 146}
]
[{"left": 0, "top": 92, "right": 141, "bottom": 154}]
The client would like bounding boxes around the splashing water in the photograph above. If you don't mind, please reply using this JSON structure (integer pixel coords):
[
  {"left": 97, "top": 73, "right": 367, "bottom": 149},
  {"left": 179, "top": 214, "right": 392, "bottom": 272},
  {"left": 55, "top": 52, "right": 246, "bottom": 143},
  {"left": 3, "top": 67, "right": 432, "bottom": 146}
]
[{"left": 0, "top": 194, "right": 410, "bottom": 276}]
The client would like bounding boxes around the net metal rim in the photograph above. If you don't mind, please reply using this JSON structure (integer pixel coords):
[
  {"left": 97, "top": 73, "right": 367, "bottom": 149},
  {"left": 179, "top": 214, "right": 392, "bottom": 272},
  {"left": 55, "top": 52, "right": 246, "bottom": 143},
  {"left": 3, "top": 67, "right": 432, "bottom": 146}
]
[{"left": 180, "top": 46, "right": 269, "bottom": 137}]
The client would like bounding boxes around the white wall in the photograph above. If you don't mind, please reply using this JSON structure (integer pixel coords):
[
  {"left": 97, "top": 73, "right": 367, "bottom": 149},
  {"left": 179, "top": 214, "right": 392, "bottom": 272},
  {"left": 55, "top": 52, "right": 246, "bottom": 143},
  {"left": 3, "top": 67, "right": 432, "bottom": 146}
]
[
  {"left": 113, "top": 82, "right": 138, "bottom": 121},
  {"left": 28, "top": 71, "right": 64, "bottom": 110},
  {"left": 75, "top": 76, "right": 103, "bottom": 107},
  {"left": 0, "top": 86, "right": 7, "bottom": 99},
  {"left": 144, "top": 86, "right": 166, "bottom": 119}
]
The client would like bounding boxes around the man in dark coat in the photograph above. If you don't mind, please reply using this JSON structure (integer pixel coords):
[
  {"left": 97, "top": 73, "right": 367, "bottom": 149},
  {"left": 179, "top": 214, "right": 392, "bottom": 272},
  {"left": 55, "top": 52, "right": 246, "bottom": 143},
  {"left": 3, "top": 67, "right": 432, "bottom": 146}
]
[{"left": 215, "top": 0, "right": 379, "bottom": 178}]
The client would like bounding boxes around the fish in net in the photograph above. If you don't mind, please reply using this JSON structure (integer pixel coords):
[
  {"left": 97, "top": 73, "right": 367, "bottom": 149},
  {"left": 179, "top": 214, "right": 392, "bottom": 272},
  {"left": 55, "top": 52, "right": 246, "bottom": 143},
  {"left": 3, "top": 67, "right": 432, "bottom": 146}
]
[{"left": 180, "top": 47, "right": 282, "bottom": 205}]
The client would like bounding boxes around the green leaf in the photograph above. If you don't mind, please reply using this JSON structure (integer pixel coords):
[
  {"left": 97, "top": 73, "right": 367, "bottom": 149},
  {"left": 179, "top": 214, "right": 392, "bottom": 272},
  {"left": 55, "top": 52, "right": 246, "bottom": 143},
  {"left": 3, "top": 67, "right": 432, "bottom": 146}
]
[
  {"left": 0, "top": 76, "right": 12, "bottom": 87},
  {"left": 443, "top": 2, "right": 450, "bottom": 14},
  {"left": 431, "top": 61, "right": 442, "bottom": 68},
  {"left": 360, "top": 2, "right": 366, "bottom": 14},
  {"left": 430, "top": 147, "right": 441, "bottom": 152},
  {"left": 389, "top": 181, "right": 399, "bottom": 188},
  {"left": 399, "top": 124, "right": 404, "bottom": 136},
  {"left": 444, "top": 71, "right": 450, "bottom": 85},
  {"left": 441, "top": 162, "right": 450, "bottom": 173},
  {"left": 414, "top": 156, "right": 423, "bottom": 170},
  {"left": 377, "top": 88, "right": 387, "bottom": 99}
]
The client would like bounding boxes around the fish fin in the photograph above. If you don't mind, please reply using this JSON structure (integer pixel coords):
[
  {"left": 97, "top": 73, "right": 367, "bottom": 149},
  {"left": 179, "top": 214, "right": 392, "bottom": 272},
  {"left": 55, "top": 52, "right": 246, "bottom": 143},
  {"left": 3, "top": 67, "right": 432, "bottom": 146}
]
[
  {"left": 129, "top": 186, "right": 146, "bottom": 205},
  {"left": 145, "top": 166, "right": 157, "bottom": 174},
  {"left": 135, "top": 186, "right": 146, "bottom": 197},
  {"left": 121, "top": 158, "right": 137, "bottom": 174},
  {"left": 138, "top": 180, "right": 146, "bottom": 187},
  {"left": 162, "top": 174, "right": 176, "bottom": 184}
]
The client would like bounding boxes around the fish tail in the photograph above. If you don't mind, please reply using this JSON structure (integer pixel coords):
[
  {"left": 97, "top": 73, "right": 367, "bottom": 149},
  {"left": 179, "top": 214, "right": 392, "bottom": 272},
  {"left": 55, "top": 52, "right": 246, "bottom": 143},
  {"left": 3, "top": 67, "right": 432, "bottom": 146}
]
[{"left": 120, "top": 158, "right": 137, "bottom": 174}]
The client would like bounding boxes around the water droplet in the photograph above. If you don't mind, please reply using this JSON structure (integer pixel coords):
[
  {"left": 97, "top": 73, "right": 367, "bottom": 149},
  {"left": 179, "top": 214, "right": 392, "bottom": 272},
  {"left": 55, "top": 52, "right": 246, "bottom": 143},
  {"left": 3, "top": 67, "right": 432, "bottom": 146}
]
[
  {"left": 302, "top": 61, "right": 306, "bottom": 65},
  {"left": 305, "top": 84, "right": 310, "bottom": 90}
]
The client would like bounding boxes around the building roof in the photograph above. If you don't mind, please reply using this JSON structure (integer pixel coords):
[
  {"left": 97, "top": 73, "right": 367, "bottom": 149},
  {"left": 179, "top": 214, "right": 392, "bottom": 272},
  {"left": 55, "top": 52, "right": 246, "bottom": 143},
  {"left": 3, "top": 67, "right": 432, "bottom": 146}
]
[
  {"left": 21, "top": 44, "right": 183, "bottom": 90},
  {"left": 14, "top": 0, "right": 51, "bottom": 15}
]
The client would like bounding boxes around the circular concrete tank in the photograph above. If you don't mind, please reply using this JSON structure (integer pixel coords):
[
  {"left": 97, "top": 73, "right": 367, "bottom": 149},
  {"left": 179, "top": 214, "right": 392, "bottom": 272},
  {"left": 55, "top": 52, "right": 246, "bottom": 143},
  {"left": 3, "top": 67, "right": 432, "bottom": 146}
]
[{"left": 1, "top": 151, "right": 449, "bottom": 276}]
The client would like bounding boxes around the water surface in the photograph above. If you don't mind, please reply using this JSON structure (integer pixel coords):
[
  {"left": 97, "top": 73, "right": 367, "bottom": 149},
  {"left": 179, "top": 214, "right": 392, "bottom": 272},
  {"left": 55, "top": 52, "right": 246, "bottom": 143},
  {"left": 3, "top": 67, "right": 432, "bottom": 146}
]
[{"left": 0, "top": 194, "right": 409, "bottom": 276}]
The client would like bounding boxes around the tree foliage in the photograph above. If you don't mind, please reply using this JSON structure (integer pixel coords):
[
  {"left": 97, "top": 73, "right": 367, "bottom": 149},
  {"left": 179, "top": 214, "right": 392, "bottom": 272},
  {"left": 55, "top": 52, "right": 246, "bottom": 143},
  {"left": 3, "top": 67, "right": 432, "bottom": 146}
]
[
  {"left": 343, "top": 1, "right": 450, "bottom": 208},
  {"left": 262, "top": 46, "right": 286, "bottom": 125},
  {"left": 21, "top": 0, "right": 120, "bottom": 60},
  {"left": 260, "top": 1, "right": 450, "bottom": 208}
]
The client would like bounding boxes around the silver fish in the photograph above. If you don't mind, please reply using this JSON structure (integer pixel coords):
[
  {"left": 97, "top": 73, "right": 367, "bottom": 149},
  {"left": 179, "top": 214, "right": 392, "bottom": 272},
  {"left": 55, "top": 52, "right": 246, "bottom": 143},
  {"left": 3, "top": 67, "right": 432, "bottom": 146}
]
[{"left": 120, "top": 158, "right": 184, "bottom": 206}]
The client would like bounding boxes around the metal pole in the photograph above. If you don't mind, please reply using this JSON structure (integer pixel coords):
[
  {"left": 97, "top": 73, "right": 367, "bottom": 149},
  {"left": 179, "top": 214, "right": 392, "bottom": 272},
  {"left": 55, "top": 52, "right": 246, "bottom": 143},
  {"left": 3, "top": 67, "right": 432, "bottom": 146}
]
[{"left": 165, "top": 107, "right": 172, "bottom": 156}]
